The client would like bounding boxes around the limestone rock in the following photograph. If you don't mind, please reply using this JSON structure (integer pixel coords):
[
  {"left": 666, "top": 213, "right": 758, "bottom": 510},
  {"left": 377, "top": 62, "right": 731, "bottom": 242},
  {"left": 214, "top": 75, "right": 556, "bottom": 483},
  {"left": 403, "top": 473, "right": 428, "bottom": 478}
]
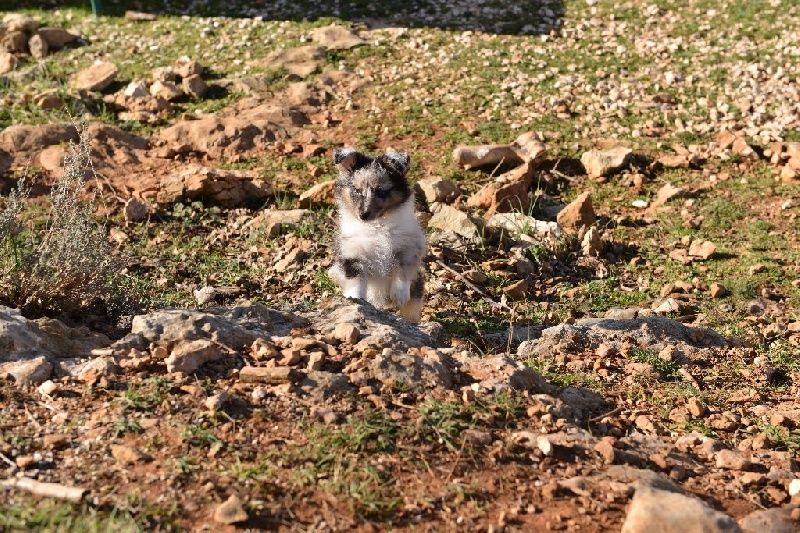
[
  {"left": 557, "top": 191, "right": 596, "bottom": 230},
  {"left": 151, "top": 66, "right": 177, "bottom": 83},
  {"left": 213, "top": 495, "right": 248, "bottom": 525},
  {"left": 4, "top": 14, "right": 39, "bottom": 33},
  {"left": 688, "top": 240, "right": 716, "bottom": 260},
  {"left": 368, "top": 351, "right": 453, "bottom": 394},
  {"left": 0, "top": 356, "right": 53, "bottom": 387},
  {"left": 621, "top": 485, "right": 741, "bottom": 533},
  {"left": 173, "top": 56, "right": 203, "bottom": 78},
  {"left": 298, "top": 179, "right": 336, "bottom": 208},
  {"left": 415, "top": 177, "right": 461, "bottom": 204},
  {"left": 740, "top": 506, "right": 800, "bottom": 533},
  {"left": 0, "top": 52, "right": 17, "bottom": 74},
  {"left": 36, "top": 27, "right": 79, "bottom": 49},
  {"left": 581, "top": 226, "right": 603, "bottom": 257},
  {"left": 258, "top": 46, "right": 326, "bottom": 77},
  {"left": 427, "top": 203, "right": 484, "bottom": 241},
  {"left": 311, "top": 25, "right": 365, "bottom": 50},
  {"left": 453, "top": 131, "right": 546, "bottom": 170},
  {"left": 250, "top": 208, "right": 311, "bottom": 235},
  {"left": 182, "top": 74, "right": 208, "bottom": 98},
  {"left": 124, "top": 198, "right": 149, "bottom": 222},
  {"left": 110, "top": 444, "right": 151, "bottom": 464},
  {"left": 123, "top": 80, "right": 149, "bottom": 98},
  {"left": 28, "top": 33, "right": 48, "bottom": 59},
  {"left": 581, "top": 146, "right": 632, "bottom": 179},
  {"left": 157, "top": 164, "right": 272, "bottom": 207},
  {"left": 129, "top": 308, "right": 260, "bottom": 353},
  {"left": 0, "top": 306, "right": 111, "bottom": 360},
  {"left": 156, "top": 113, "right": 299, "bottom": 157},
  {"left": 150, "top": 80, "right": 182, "bottom": 100},
  {"left": 487, "top": 212, "right": 565, "bottom": 241},
  {"left": 71, "top": 61, "right": 119, "bottom": 92},
  {"left": 654, "top": 183, "right": 685, "bottom": 206},
  {"left": 165, "top": 339, "right": 223, "bottom": 374}
]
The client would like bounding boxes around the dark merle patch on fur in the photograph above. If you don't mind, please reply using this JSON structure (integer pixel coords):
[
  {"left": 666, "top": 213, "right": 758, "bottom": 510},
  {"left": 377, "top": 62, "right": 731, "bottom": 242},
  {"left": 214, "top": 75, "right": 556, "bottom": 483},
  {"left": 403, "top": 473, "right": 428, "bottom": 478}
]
[
  {"left": 410, "top": 272, "right": 424, "bottom": 298},
  {"left": 341, "top": 258, "right": 362, "bottom": 278}
]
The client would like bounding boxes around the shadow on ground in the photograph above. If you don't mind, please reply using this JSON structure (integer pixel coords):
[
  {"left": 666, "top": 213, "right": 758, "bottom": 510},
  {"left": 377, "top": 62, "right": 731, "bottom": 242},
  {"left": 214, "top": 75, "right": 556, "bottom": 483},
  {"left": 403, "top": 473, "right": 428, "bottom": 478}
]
[{"left": 6, "top": 0, "right": 564, "bottom": 35}]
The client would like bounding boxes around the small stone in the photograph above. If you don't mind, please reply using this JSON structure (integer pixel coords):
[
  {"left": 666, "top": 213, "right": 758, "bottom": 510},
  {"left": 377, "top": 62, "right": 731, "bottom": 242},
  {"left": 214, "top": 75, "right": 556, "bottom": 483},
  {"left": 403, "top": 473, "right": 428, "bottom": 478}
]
[
  {"left": 213, "top": 494, "right": 248, "bottom": 525},
  {"left": 688, "top": 240, "right": 716, "bottom": 260},
  {"left": 687, "top": 398, "right": 706, "bottom": 418},
  {"left": 0, "top": 52, "right": 18, "bottom": 74},
  {"left": 152, "top": 66, "right": 177, "bottom": 83},
  {"left": 707, "top": 412, "right": 740, "bottom": 432},
  {"left": 634, "top": 414, "right": 658, "bottom": 434},
  {"left": 654, "top": 183, "right": 685, "bottom": 205},
  {"left": 710, "top": 283, "right": 728, "bottom": 298},
  {"left": 182, "top": 74, "right": 208, "bottom": 98},
  {"left": 37, "top": 379, "right": 58, "bottom": 397},
  {"left": 621, "top": 485, "right": 740, "bottom": 533},
  {"left": 557, "top": 191, "right": 596, "bottom": 230},
  {"left": 194, "top": 286, "right": 217, "bottom": 306},
  {"left": 15, "top": 455, "right": 36, "bottom": 469},
  {"left": 251, "top": 339, "right": 278, "bottom": 360},
  {"left": 789, "top": 479, "right": 800, "bottom": 497},
  {"left": 749, "top": 263, "right": 766, "bottom": 275},
  {"left": 28, "top": 33, "right": 48, "bottom": 59},
  {"left": 239, "top": 366, "right": 299, "bottom": 384},
  {"left": 71, "top": 61, "right": 119, "bottom": 92},
  {"left": 594, "top": 439, "right": 616, "bottom": 465},
  {"left": 581, "top": 146, "right": 632, "bottom": 179},
  {"left": 36, "top": 27, "right": 79, "bottom": 48},
  {"left": 124, "top": 198, "right": 149, "bottom": 222},
  {"left": 732, "top": 137, "right": 756, "bottom": 158},
  {"left": 415, "top": 177, "right": 461, "bottom": 204},
  {"left": 715, "top": 449, "right": 754, "bottom": 471},
  {"left": 165, "top": 339, "right": 222, "bottom": 374},
  {"left": 42, "top": 433, "right": 69, "bottom": 450},
  {"left": 204, "top": 392, "right": 230, "bottom": 411},
  {"left": 110, "top": 444, "right": 151, "bottom": 464},
  {"left": 277, "top": 348, "right": 302, "bottom": 366},
  {"left": 298, "top": 180, "right": 336, "bottom": 208},
  {"left": 174, "top": 56, "right": 203, "bottom": 78},
  {"left": 581, "top": 226, "right": 603, "bottom": 257},
  {"left": 333, "top": 323, "right": 361, "bottom": 345},
  {"left": 150, "top": 80, "right": 182, "bottom": 100},
  {"left": 503, "top": 278, "right": 529, "bottom": 300}
]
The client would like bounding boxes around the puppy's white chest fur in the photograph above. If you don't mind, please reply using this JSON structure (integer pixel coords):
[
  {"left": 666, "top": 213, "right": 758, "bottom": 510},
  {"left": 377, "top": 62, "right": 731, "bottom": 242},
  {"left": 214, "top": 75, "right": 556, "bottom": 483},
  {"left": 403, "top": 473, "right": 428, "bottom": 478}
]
[{"left": 337, "top": 200, "right": 424, "bottom": 276}]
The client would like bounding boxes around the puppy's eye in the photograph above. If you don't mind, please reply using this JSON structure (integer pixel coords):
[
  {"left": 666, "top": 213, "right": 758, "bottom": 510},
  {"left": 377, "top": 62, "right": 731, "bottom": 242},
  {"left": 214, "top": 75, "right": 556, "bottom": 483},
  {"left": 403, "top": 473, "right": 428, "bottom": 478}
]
[
  {"left": 351, "top": 190, "right": 362, "bottom": 198},
  {"left": 375, "top": 189, "right": 391, "bottom": 199}
]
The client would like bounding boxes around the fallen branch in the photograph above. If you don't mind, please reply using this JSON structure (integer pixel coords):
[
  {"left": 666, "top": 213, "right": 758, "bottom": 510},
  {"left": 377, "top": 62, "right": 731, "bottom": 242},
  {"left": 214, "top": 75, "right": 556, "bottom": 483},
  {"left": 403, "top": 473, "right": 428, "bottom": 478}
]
[
  {"left": 433, "top": 258, "right": 511, "bottom": 312},
  {"left": 1, "top": 477, "right": 87, "bottom": 502}
]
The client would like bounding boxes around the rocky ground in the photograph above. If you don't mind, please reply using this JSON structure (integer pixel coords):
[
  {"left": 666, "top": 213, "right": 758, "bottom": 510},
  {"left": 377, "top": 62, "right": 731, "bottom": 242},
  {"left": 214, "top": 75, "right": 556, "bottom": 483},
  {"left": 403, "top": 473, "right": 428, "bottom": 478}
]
[{"left": 1, "top": 1, "right": 800, "bottom": 531}]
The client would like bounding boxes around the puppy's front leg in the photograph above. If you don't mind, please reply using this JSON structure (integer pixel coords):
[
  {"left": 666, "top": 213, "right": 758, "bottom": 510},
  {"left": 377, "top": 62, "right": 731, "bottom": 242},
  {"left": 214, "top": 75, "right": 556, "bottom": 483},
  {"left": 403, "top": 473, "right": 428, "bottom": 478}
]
[
  {"left": 337, "top": 258, "right": 366, "bottom": 300},
  {"left": 390, "top": 277, "right": 411, "bottom": 307}
]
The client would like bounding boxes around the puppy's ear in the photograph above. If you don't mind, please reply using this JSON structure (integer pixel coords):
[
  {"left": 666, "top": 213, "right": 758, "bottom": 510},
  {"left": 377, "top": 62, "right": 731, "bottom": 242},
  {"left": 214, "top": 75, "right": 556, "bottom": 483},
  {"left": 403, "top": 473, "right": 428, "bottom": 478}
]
[
  {"left": 382, "top": 150, "right": 410, "bottom": 176},
  {"left": 334, "top": 148, "right": 362, "bottom": 174}
]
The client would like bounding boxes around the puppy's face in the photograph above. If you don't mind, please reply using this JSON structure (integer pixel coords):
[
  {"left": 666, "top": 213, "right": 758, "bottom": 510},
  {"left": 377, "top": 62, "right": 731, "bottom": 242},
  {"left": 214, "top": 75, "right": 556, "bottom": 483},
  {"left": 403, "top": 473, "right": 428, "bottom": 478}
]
[{"left": 333, "top": 148, "right": 412, "bottom": 222}]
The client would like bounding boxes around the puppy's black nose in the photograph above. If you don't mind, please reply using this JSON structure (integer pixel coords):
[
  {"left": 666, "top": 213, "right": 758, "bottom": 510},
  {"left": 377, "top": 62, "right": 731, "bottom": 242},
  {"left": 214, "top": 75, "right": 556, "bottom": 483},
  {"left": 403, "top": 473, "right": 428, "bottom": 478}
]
[{"left": 359, "top": 211, "right": 371, "bottom": 220}]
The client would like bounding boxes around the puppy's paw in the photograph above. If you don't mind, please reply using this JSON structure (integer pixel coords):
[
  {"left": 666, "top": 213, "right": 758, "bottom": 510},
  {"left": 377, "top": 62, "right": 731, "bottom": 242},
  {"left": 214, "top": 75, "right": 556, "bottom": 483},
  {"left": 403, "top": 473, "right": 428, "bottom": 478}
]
[
  {"left": 341, "top": 278, "right": 366, "bottom": 300},
  {"left": 390, "top": 279, "right": 411, "bottom": 307}
]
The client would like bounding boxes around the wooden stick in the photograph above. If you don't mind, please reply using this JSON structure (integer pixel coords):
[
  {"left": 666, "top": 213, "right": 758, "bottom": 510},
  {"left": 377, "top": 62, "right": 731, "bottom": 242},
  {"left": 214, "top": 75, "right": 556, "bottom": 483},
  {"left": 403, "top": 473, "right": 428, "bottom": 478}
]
[
  {"left": 433, "top": 259, "right": 511, "bottom": 311},
  {"left": 1, "top": 477, "right": 87, "bottom": 502}
]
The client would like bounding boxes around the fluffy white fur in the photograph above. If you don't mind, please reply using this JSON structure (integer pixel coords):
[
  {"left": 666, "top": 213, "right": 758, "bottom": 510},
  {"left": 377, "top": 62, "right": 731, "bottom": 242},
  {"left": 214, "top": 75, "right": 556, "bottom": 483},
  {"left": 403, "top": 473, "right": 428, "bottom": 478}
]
[{"left": 329, "top": 198, "right": 425, "bottom": 309}]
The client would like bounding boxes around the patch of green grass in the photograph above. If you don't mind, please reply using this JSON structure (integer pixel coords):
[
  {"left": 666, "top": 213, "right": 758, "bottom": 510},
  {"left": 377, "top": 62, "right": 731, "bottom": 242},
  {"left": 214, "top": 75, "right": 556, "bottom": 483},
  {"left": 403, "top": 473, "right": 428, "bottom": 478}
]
[
  {"left": 112, "top": 416, "right": 144, "bottom": 438},
  {"left": 116, "top": 377, "right": 172, "bottom": 412},
  {"left": 0, "top": 499, "right": 142, "bottom": 532},
  {"left": 628, "top": 346, "right": 680, "bottom": 382}
]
